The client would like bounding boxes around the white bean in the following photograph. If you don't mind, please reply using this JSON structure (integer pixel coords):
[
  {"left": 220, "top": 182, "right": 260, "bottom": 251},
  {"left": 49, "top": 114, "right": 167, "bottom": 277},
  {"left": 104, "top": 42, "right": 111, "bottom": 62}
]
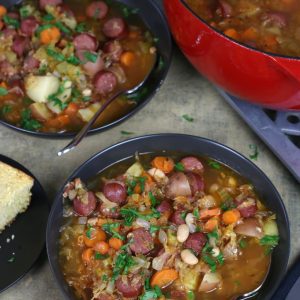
[
  {"left": 181, "top": 249, "right": 199, "bottom": 265},
  {"left": 185, "top": 213, "right": 196, "bottom": 233},
  {"left": 177, "top": 224, "right": 189, "bottom": 243},
  {"left": 211, "top": 247, "right": 220, "bottom": 257}
]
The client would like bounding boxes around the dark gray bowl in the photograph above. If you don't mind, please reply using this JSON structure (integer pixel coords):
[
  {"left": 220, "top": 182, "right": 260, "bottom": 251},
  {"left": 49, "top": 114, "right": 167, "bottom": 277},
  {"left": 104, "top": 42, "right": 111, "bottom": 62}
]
[
  {"left": 46, "top": 134, "right": 290, "bottom": 299},
  {"left": 1, "top": 0, "right": 172, "bottom": 138}
]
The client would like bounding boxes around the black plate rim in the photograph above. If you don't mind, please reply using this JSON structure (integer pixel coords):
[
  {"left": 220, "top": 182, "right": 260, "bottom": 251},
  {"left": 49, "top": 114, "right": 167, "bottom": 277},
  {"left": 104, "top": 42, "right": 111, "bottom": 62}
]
[
  {"left": 46, "top": 133, "right": 290, "bottom": 300},
  {"left": 0, "top": 0, "right": 173, "bottom": 139},
  {"left": 0, "top": 155, "right": 50, "bottom": 294}
]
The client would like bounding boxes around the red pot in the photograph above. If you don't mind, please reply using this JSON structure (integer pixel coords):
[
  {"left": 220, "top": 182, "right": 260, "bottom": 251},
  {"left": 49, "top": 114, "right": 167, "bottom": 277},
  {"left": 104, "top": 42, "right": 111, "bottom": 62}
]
[{"left": 164, "top": 0, "right": 300, "bottom": 110}]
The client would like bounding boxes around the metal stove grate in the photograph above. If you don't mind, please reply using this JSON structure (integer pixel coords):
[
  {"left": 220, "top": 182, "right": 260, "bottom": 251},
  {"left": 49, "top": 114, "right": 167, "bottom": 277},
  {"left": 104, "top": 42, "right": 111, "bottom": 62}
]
[{"left": 217, "top": 89, "right": 300, "bottom": 183}]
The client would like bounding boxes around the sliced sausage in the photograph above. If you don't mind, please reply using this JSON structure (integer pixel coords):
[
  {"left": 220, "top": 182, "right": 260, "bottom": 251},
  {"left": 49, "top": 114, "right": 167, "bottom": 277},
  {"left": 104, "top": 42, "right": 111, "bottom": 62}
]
[
  {"left": 156, "top": 200, "right": 172, "bottom": 214},
  {"left": 129, "top": 228, "right": 154, "bottom": 254},
  {"left": 102, "top": 17, "right": 127, "bottom": 39},
  {"left": 40, "top": 0, "right": 63, "bottom": 9},
  {"left": 2, "top": 28, "right": 17, "bottom": 39},
  {"left": 108, "top": 64, "right": 126, "bottom": 84},
  {"left": 216, "top": 0, "right": 233, "bottom": 18},
  {"left": 23, "top": 55, "right": 40, "bottom": 72},
  {"left": 76, "top": 50, "right": 104, "bottom": 78},
  {"left": 73, "top": 33, "right": 98, "bottom": 51},
  {"left": 236, "top": 198, "right": 257, "bottom": 218},
  {"left": 186, "top": 173, "right": 204, "bottom": 196},
  {"left": 165, "top": 172, "right": 192, "bottom": 199},
  {"left": 93, "top": 71, "right": 117, "bottom": 95},
  {"left": 73, "top": 191, "right": 97, "bottom": 216},
  {"left": 116, "top": 275, "right": 143, "bottom": 298},
  {"left": 103, "top": 40, "right": 123, "bottom": 62},
  {"left": 103, "top": 181, "right": 127, "bottom": 205},
  {"left": 0, "top": 61, "right": 18, "bottom": 80},
  {"left": 184, "top": 232, "right": 207, "bottom": 255},
  {"left": 12, "top": 36, "right": 29, "bottom": 57},
  {"left": 98, "top": 203, "right": 120, "bottom": 219},
  {"left": 170, "top": 209, "right": 186, "bottom": 225},
  {"left": 262, "top": 12, "right": 287, "bottom": 28},
  {"left": 21, "top": 17, "right": 39, "bottom": 36},
  {"left": 180, "top": 156, "right": 204, "bottom": 174},
  {"left": 86, "top": 1, "right": 108, "bottom": 19},
  {"left": 7, "top": 12, "right": 19, "bottom": 20}
]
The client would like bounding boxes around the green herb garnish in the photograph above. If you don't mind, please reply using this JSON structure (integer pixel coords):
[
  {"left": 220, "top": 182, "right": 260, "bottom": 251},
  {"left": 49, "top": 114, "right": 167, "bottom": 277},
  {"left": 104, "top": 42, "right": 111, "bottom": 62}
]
[
  {"left": 55, "top": 21, "right": 71, "bottom": 34},
  {"left": 3, "top": 15, "right": 20, "bottom": 28},
  {"left": 149, "top": 225, "right": 161, "bottom": 234},
  {"left": 187, "top": 291, "right": 195, "bottom": 300},
  {"left": 101, "top": 274, "right": 108, "bottom": 282},
  {"left": 20, "top": 109, "right": 42, "bottom": 131},
  {"left": 239, "top": 239, "right": 247, "bottom": 249},
  {"left": 20, "top": 7, "right": 31, "bottom": 18},
  {"left": 140, "top": 282, "right": 162, "bottom": 300},
  {"left": 7, "top": 257, "right": 15, "bottom": 263},
  {"left": 46, "top": 46, "right": 65, "bottom": 62},
  {"left": 121, "top": 130, "right": 134, "bottom": 135},
  {"left": 220, "top": 198, "right": 236, "bottom": 211},
  {"left": 249, "top": 144, "right": 259, "bottom": 160},
  {"left": 127, "top": 177, "right": 146, "bottom": 195},
  {"left": 122, "top": 7, "right": 139, "bottom": 18},
  {"left": 182, "top": 114, "right": 194, "bottom": 122},
  {"left": 260, "top": 235, "right": 279, "bottom": 255},
  {"left": 120, "top": 207, "right": 160, "bottom": 226},
  {"left": 43, "top": 14, "right": 55, "bottom": 21},
  {"left": 66, "top": 55, "right": 81, "bottom": 66},
  {"left": 193, "top": 208, "right": 199, "bottom": 219},
  {"left": 0, "top": 105, "right": 12, "bottom": 116},
  {"left": 95, "top": 252, "right": 109, "bottom": 260},
  {"left": 148, "top": 192, "right": 157, "bottom": 207},
  {"left": 83, "top": 51, "right": 98, "bottom": 63},
  {"left": 85, "top": 226, "right": 93, "bottom": 239},
  {"left": 202, "top": 254, "right": 217, "bottom": 272},
  {"left": 174, "top": 162, "right": 185, "bottom": 171},
  {"left": 0, "top": 87, "right": 8, "bottom": 96},
  {"left": 208, "top": 160, "right": 221, "bottom": 169},
  {"left": 207, "top": 229, "right": 219, "bottom": 240},
  {"left": 102, "top": 223, "right": 124, "bottom": 240},
  {"left": 112, "top": 252, "right": 136, "bottom": 280},
  {"left": 75, "top": 22, "right": 87, "bottom": 33}
]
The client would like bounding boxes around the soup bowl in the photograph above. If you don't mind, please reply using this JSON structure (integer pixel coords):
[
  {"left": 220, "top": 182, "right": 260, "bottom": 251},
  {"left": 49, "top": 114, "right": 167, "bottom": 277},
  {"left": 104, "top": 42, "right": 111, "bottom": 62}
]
[
  {"left": 164, "top": 0, "right": 300, "bottom": 110},
  {"left": 46, "top": 133, "right": 290, "bottom": 299},
  {"left": 0, "top": 0, "right": 172, "bottom": 137}
]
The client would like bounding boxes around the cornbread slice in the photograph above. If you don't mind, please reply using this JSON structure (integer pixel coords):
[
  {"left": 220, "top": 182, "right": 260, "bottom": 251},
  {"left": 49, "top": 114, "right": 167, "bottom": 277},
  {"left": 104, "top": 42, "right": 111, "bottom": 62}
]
[{"left": 0, "top": 161, "right": 34, "bottom": 233}]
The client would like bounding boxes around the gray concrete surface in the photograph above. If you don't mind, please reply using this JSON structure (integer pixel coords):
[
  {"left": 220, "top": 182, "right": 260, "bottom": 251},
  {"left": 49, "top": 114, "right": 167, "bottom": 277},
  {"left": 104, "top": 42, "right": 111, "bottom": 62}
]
[{"left": 0, "top": 49, "right": 299, "bottom": 299}]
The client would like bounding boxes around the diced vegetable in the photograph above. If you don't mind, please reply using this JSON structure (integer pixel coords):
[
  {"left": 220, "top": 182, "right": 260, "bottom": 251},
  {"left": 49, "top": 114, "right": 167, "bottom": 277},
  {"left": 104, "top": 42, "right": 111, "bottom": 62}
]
[
  {"left": 29, "top": 103, "right": 53, "bottom": 121},
  {"left": 78, "top": 103, "right": 101, "bottom": 122},
  {"left": 150, "top": 269, "right": 178, "bottom": 288},
  {"left": 263, "top": 218, "right": 279, "bottom": 236},
  {"left": 126, "top": 162, "right": 144, "bottom": 177}
]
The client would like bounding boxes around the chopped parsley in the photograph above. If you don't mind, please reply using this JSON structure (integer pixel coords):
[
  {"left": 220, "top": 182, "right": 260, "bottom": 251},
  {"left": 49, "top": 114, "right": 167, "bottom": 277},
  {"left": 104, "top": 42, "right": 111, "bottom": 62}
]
[
  {"left": 120, "top": 207, "right": 160, "bottom": 226},
  {"left": 101, "top": 274, "right": 108, "bottom": 282},
  {"left": 121, "top": 130, "right": 135, "bottom": 135},
  {"left": 112, "top": 251, "right": 136, "bottom": 280},
  {"left": 66, "top": 55, "right": 81, "bottom": 66},
  {"left": 55, "top": 21, "right": 71, "bottom": 35},
  {"left": 208, "top": 160, "right": 221, "bottom": 170},
  {"left": 46, "top": 46, "right": 65, "bottom": 62},
  {"left": 102, "top": 223, "right": 124, "bottom": 240},
  {"left": 220, "top": 198, "right": 236, "bottom": 211},
  {"left": 182, "top": 114, "right": 194, "bottom": 122},
  {"left": 202, "top": 235, "right": 224, "bottom": 272},
  {"left": 174, "top": 162, "right": 185, "bottom": 172},
  {"left": 3, "top": 15, "right": 20, "bottom": 29},
  {"left": 239, "top": 239, "right": 247, "bottom": 249},
  {"left": 187, "top": 291, "right": 195, "bottom": 300},
  {"left": 148, "top": 192, "right": 157, "bottom": 207},
  {"left": 207, "top": 229, "right": 219, "bottom": 240},
  {"left": 249, "top": 144, "right": 259, "bottom": 160},
  {"left": 48, "top": 84, "right": 68, "bottom": 110},
  {"left": 0, "top": 87, "right": 8, "bottom": 96},
  {"left": 20, "top": 6, "right": 31, "bottom": 18},
  {"left": 20, "top": 109, "right": 42, "bottom": 131},
  {"left": 149, "top": 224, "right": 162, "bottom": 234},
  {"left": 75, "top": 22, "right": 87, "bottom": 33},
  {"left": 126, "top": 177, "right": 146, "bottom": 195},
  {"left": 42, "top": 14, "right": 55, "bottom": 21},
  {"left": 180, "top": 211, "right": 187, "bottom": 221},
  {"left": 140, "top": 280, "right": 162, "bottom": 300},
  {"left": 260, "top": 235, "right": 279, "bottom": 255},
  {"left": 85, "top": 225, "right": 93, "bottom": 239},
  {"left": 83, "top": 51, "right": 98, "bottom": 63},
  {"left": 202, "top": 253, "right": 217, "bottom": 272},
  {"left": 0, "top": 105, "right": 12, "bottom": 116},
  {"left": 193, "top": 208, "right": 199, "bottom": 219},
  {"left": 95, "top": 252, "right": 109, "bottom": 260}
]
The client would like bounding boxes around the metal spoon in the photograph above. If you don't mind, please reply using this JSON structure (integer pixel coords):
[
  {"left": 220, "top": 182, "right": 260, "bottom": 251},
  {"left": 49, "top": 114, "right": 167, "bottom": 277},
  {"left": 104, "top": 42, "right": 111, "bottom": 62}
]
[
  {"left": 233, "top": 257, "right": 272, "bottom": 300},
  {"left": 58, "top": 52, "right": 160, "bottom": 156}
]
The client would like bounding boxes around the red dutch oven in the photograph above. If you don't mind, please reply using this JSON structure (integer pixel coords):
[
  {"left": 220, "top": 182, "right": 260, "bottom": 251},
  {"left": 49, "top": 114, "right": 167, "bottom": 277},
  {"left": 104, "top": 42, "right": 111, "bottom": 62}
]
[{"left": 164, "top": 0, "right": 300, "bottom": 110}]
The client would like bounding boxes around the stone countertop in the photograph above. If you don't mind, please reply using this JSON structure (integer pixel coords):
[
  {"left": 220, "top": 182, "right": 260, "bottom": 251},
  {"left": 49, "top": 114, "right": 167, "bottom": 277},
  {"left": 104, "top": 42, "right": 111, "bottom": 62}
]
[{"left": 0, "top": 48, "right": 299, "bottom": 300}]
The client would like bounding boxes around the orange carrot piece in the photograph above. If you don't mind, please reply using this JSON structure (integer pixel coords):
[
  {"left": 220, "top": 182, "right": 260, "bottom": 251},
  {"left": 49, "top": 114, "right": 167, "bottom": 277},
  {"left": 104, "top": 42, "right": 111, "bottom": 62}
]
[
  {"left": 242, "top": 27, "right": 258, "bottom": 41},
  {"left": 151, "top": 156, "right": 174, "bottom": 174},
  {"left": 94, "top": 241, "right": 109, "bottom": 254},
  {"left": 263, "top": 35, "right": 278, "bottom": 50},
  {"left": 222, "top": 209, "right": 241, "bottom": 225},
  {"left": 150, "top": 269, "right": 178, "bottom": 288},
  {"left": 40, "top": 26, "right": 61, "bottom": 44},
  {"left": 120, "top": 51, "right": 136, "bottom": 67},
  {"left": 84, "top": 228, "right": 107, "bottom": 247},
  {"left": 82, "top": 248, "right": 94, "bottom": 263},
  {"left": 129, "top": 30, "right": 140, "bottom": 39},
  {"left": 224, "top": 28, "right": 239, "bottom": 40},
  {"left": 204, "top": 217, "right": 219, "bottom": 232},
  {"left": 109, "top": 237, "right": 123, "bottom": 250},
  {"left": 199, "top": 208, "right": 221, "bottom": 220},
  {"left": 0, "top": 5, "right": 7, "bottom": 18},
  {"left": 65, "top": 102, "right": 79, "bottom": 116},
  {"left": 56, "top": 114, "right": 70, "bottom": 126}
]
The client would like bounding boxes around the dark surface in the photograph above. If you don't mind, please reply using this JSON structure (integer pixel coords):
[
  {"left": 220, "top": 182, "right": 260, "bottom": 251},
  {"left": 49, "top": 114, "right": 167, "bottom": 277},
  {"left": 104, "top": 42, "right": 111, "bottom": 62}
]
[
  {"left": 0, "top": 0, "right": 172, "bottom": 138},
  {"left": 0, "top": 155, "right": 49, "bottom": 293},
  {"left": 46, "top": 133, "right": 290, "bottom": 300}
]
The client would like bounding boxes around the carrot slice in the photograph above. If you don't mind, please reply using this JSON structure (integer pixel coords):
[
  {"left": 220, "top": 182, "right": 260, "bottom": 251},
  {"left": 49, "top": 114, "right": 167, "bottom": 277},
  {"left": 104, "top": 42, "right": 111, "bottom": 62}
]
[
  {"left": 120, "top": 51, "right": 136, "bottom": 67},
  {"left": 242, "top": 27, "right": 258, "bottom": 41},
  {"left": 199, "top": 208, "right": 221, "bottom": 220},
  {"left": 82, "top": 248, "right": 94, "bottom": 263},
  {"left": 109, "top": 237, "right": 123, "bottom": 250},
  {"left": 150, "top": 269, "right": 178, "bottom": 288},
  {"left": 222, "top": 209, "right": 241, "bottom": 225},
  {"left": 151, "top": 156, "right": 174, "bottom": 174},
  {"left": 0, "top": 5, "right": 7, "bottom": 18},
  {"left": 84, "top": 228, "right": 107, "bottom": 247},
  {"left": 40, "top": 27, "right": 61, "bottom": 44},
  {"left": 224, "top": 28, "right": 239, "bottom": 40},
  {"left": 94, "top": 241, "right": 109, "bottom": 254},
  {"left": 65, "top": 102, "right": 79, "bottom": 116},
  {"left": 204, "top": 217, "right": 219, "bottom": 232}
]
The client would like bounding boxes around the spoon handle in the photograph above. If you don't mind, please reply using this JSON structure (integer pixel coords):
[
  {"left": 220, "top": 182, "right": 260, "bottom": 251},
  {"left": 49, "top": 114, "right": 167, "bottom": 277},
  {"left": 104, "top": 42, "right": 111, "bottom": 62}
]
[{"left": 57, "top": 90, "right": 124, "bottom": 156}]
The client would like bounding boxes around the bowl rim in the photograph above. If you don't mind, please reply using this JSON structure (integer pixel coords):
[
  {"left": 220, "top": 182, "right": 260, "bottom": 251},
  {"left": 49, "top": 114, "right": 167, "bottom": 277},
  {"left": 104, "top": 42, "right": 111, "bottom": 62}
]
[
  {"left": 0, "top": 0, "right": 173, "bottom": 139},
  {"left": 46, "top": 133, "right": 290, "bottom": 299},
  {"left": 178, "top": 0, "right": 300, "bottom": 61}
]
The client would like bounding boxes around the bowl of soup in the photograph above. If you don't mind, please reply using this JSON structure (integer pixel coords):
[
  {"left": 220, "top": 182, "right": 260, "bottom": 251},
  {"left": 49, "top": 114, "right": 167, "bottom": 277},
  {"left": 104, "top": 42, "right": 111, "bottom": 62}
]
[
  {"left": 164, "top": 0, "right": 300, "bottom": 110},
  {"left": 46, "top": 134, "right": 290, "bottom": 299},
  {"left": 0, "top": 0, "right": 172, "bottom": 136}
]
